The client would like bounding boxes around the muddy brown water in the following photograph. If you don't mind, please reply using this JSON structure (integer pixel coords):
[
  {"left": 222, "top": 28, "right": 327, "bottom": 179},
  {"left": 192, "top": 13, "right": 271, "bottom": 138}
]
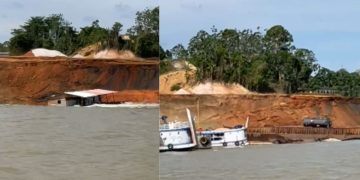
[
  {"left": 0, "top": 105, "right": 158, "bottom": 180},
  {"left": 160, "top": 141, "right": 360, "bottom": 180}
]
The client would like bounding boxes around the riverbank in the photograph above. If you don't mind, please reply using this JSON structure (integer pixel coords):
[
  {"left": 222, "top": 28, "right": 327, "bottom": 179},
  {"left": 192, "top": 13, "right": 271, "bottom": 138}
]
[
  {"left": 160, "top": 94, "right": 360, "bottom": 129},
  {"left": 0, "top": 56, "right": 159, "bottom": 105}
]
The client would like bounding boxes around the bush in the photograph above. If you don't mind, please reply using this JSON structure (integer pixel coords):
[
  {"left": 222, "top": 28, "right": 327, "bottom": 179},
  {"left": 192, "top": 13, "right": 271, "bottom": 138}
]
[
  {"left": 160, "top": 60, "right": 173, "bottom": 74},
  {"left": 170, "top": 84, "right": 181, "bottom": 91}
]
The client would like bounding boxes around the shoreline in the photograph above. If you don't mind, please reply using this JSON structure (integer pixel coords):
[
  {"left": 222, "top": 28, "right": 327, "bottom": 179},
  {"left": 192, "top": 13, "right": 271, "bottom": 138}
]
[
  {"left": 248, "top": 138, "right": 343, "bottom": 145},
  {"left": 0, "top": 56, "right": 159, "bottom": 105},
  {"left": 0, "top": 103, "right": 160, "bottom": 108}
]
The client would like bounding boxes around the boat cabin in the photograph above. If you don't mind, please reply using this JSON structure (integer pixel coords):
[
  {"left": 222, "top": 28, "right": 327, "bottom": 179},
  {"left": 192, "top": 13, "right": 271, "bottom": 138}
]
[
  {"left": 64, "top": 89, "right": 116, "bottom": 106},
  {"left": 159, "top": 109, "right": 198, "bottom": 151},
  {"left": 199, "top": 128, "right": 248, "bottom": 147}
]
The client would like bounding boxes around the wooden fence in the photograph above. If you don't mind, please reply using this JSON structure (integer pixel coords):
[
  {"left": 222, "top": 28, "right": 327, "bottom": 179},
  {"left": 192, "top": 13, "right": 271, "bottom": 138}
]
[{"left": 247, "top": 127, "right": 360, "bottom": 135}]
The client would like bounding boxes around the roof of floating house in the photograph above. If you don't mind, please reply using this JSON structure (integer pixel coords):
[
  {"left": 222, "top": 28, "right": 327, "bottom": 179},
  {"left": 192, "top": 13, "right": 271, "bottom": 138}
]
[{"left": 64, "top": 89, "right": 116, "bottom": 98}]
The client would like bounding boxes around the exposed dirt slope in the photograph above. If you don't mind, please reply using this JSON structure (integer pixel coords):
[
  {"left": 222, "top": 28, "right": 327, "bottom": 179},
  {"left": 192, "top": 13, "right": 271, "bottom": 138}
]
[
  {"left": 175, "top": 81, "right": 250, "bottom": 94},
  {"left": 73, "top": 43, "right": 137, "bottom": 59},
  {"left": 75, "top": 43, "right": 101, "bottom": 57},
  {"left": 160, "top": 94, "right": 360, "bottom": 129},
  {"left": 160, "top": 70, "right": 195, "bottom": 94},
  {"left": 94, "top": 49, "right": 136, "bottom": 59},
  {"left": 160, "top": 64, "right": 250, "bottom": 94},
  {"left": 100, "top": 90, "right": 159, "bottom": 103},
  {"left": 0, "top": 56, "right": 158, "bottom": 105}
]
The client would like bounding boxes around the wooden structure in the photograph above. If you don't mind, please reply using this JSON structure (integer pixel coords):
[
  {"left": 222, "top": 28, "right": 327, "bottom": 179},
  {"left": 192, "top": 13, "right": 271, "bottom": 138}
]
[{"left": 248, "top": 127, "right": 360, "bottom": 136}]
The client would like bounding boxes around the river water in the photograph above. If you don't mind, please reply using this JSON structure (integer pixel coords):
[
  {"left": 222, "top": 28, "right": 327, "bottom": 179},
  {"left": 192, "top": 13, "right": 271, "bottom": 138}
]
[
  {"left": 0, "top": 105, "right": 158, "bottom": 180},
  {"left": 160, "top": 141, "right": 360, "bottom": 180}
]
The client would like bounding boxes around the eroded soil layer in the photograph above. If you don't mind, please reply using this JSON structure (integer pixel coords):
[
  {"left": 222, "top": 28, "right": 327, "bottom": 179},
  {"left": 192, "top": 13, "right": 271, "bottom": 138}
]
[
  {"left": 160, "top": 94, "right": 360, "bottom": 128},
  {"left": 0, "top": 57, "right": 159, "bottom": 105}
]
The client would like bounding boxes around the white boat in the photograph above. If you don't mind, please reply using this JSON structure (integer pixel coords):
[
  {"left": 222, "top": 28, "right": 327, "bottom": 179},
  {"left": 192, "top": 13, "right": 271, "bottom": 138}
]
[
  {"left": 197, "top": 118, "right": 249, "bottom": 147},
  {"left": 159, "top": 109, "right": 197, "bottom": 151}
]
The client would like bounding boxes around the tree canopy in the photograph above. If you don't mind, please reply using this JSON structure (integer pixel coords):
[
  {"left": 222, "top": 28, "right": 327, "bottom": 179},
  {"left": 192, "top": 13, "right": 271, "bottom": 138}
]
[
  {"left": 128, "top": 7, "right": 159, "bottom": 58},
  {"left": 163, "top": 25, "right": 360, "bottom": 97},
  {"left": 8, "top": 14, "right": 79, "bottom": 55},
  {"left": 0, "top": 41, "right": 9, "bottom": 52},
  {"left": 5, "top": 7, "right": 159, "bottom": 58}
]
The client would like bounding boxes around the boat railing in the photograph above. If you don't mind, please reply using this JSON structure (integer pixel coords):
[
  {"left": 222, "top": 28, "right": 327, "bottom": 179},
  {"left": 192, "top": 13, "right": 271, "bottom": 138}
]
[{"left": 159, "top": 121, "right": 190, "bottom": 130}]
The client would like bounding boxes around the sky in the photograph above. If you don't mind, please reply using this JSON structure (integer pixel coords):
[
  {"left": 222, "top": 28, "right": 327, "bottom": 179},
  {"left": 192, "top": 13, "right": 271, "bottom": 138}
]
[
  {"left": 160, "top": 0, "right": 360, "bottom": 72},
  {"left": 0, "top": 0, "right": 157, "bottom": 42}
]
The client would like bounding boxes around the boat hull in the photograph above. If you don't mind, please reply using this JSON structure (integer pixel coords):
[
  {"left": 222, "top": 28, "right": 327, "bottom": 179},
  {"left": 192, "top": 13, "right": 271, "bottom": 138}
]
[
  {"left": 159, "top": 143, "right": 197, "bottom": 152},
  {"left": 159, "top": 108, "right": 198, "bottom": 152},
  {"left": 198, "top": 128, "right": 248, "bottom": 148},
  {"left": 211, "top": 140, "right": 249, "bottom": 147}
]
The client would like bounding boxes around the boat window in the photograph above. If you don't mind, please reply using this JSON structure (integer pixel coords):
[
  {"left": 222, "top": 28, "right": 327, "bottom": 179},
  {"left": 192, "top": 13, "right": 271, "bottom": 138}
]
[
  {"left": 178, "top": 131, "right": 180, "bottom": 135},
  {"left": 212, "top": 137, "right": 222, "bottom": 141},
  {"left": 214, "top": 133, "right": 224, "bottom": 136}
]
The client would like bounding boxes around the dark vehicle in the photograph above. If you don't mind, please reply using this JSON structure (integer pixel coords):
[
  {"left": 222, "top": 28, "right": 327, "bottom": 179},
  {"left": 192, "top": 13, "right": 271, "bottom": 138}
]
[{"left": 303, "top": 117, "right": 332, "bottom": 128}]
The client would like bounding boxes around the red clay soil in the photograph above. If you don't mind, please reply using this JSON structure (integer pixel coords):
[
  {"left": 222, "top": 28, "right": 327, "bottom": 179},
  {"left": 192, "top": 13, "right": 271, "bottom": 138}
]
[
  {"left": 100, "top": 90, "right": 159, "bottom": 103},
  {"left": 0, "top": 56, "right": 159, "bottom": 105},
  {"left": 160, "top": 94, "right": 360, "bottom": 128}
]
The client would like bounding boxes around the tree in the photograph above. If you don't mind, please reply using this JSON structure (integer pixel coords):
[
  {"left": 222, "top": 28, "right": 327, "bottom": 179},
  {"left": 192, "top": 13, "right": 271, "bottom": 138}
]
[
  {"left": 170, "top": 44, "right": 188, "bottom": 59},
  {"left": 264, "top": 25, "right": 293, "bottom": 52},
  {"left": 178, "top": 24, "right": 359, "bottom": 96},
  {"left": 8, "top": 14, "right": 78, "bottom": 55},
  {"left": 6, "top": 8, "right": 159, "bottom": 58},
  {"left": 9, "top": 33, "right": 33, "bottom": 55},
  {"left": 160, "top": 46, "right": 173, "bottom": 74},
  {"left": 77, "top": 20, "right": 108, "bottom": 49},
  {"left": 105, "top": 22, "right": 123, "bottom": 49},
  {"left": 135, "top": 33, "right": 158, "bottom": 58},
  {"left": 160, "top": 46, "right": 168, "bottom": 60},
  {"left": 248, "top": 58, "right": 269, "bottom": 91},
  {"left": 128, "top": 7, "right": 159, "bottom": 35},
  {"left": 263, "top": 26, "right": 296, "bottom": 92},
  {"left": 127, "top": 7, "right": 159, "bottom": 58},
  {"left": 0, "top": 41, "right": 9, "bottom": 52},
  {"left": 294, "top": 49, "right": 319, "bottom": 87},
  {"left": 112, "top": 22, "right": 123, "bottom": 34},
  {"left": 183, "top": 25, "right": 326, "bottom": 94}
]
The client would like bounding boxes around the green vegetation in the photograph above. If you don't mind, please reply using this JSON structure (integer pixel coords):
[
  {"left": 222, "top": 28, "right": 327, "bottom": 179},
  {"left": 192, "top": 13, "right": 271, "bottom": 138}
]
[
  {"left": 160, "top": 46, "right": 173, "bottom": 74},
  {"left": 170, "top": 84, "right": 181, "bottom": 91},
  {"left": 128, "top": 7, "right": 159, "bottom": 58},
  {"left": 307, "top": 68, "right": 360, "bottom": 97},
  {"left": 4, "top": 7, "right": 159, "bottom": 58},
  {"left": 160, "top": 59, "right": 173, "bottom": 75},
  {"left": 0, "top": 41, "right": 9, "bottom": 52},
  {"left": 164, "top": 25, "right": 360, "bottom": 97},
  {"left": 76, "top": 20, "right": 108, "bottom": 50}
]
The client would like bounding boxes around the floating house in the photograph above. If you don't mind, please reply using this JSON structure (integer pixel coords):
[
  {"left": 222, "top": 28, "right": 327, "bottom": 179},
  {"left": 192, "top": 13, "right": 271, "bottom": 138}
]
[
  {"left": 64, "top": 89, "right": 116, "bottom": 106},
  {"left": 48, "top": 89, "right": 116, "bottom": 106}
]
